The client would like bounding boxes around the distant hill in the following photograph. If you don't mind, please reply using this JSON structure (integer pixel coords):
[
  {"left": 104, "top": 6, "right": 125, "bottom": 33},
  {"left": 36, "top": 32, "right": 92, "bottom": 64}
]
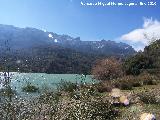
[{"left": 0, "top": 24, "right": 136, "bottom": 74}]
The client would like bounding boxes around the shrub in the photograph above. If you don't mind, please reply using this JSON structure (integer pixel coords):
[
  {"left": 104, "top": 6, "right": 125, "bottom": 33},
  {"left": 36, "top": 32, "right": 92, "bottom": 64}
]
[
  {"left": 123, "top": 53, "right": 153, "bottom": 75},
  {"left": 22, "top": 82, "right": 39, "bottom": 93},
  {"left": 57, "top": 80, "right": 78, "bottom": 93},
  {"left": 132, "top": 82, "right": 142, "bottom": 87},
  {"left": 92, "top": 58, "right": 123, "bottom": 81},
  {"left": 111, "top": 73, "right": 158, "bottom": 90},
  {"left": 138, "top": 91, "right": 160, "bottom": 104},
  {"left": 0, "top": 87, "right": 16, "bottom": 97},
  {"left": 94, "top": 82, "right": 113, "bottom": 93},
  {"left": 65, "top": 98, "right": 118, "bottom": 120},
  {"left": 111, "top": 76, "right": 135, "bottom": 90},
  {"left": 137, "top": 72, "right": 158, "bottom": 85},
  {"left": 120, "top": 83, "right": 133, "bottom": 90},
  {"left": 131, "top": 79, "right": 142, "bottom": 87},
  {"left": 39, "top": 91, "right": 61, "bottom": 104},
  {"left": 0, "top": 81, "right": 120, "bottom": 120},
  {"left": 38, "top": 83, "right": 119, "bottom": 120}
]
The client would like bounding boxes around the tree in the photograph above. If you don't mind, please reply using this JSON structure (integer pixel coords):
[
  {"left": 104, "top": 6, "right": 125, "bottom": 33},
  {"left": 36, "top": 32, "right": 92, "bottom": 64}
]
[
  {"left": 123, "top": 40, "right": 160, "bottom": 75},
  {"left": 91, "top": 58, "right": 123, "bottom": 81},
  {"left": 123, "top": 53, "right": 153, "bottom": 75}
]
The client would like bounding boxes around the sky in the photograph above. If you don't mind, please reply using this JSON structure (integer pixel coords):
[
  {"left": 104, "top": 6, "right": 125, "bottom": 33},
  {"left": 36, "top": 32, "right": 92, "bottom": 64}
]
[{"left": 0, "top": 0, "right": 160, "bottom": 51}]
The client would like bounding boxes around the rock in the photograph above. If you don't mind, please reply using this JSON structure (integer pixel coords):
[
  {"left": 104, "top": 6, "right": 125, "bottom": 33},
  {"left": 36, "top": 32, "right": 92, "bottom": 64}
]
[
  {"left": 119, "top": 96, "right": 129, "bottom": 106},
  {"left": 110, "top": 88, "right": 122, "bottom": 98},
  {"left": 140, "top": 113, "right": 156, "bottom": 120}
]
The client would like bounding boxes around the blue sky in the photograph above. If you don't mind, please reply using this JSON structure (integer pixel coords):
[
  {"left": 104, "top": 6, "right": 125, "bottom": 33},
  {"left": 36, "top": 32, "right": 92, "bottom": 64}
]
[{"left": 0, "top": 0, "right": 160, "bottom": 50}]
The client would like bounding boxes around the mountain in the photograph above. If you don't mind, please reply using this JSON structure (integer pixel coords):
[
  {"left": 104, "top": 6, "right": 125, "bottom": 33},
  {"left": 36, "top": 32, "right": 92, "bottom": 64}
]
[
  {"left": 55, "top": 39, "right": 135, "bottom": 57},
  {"left": 0, "top": 24, "right": 135, "bottom": 56},
  {"left": 0, "top": 24, "right": 136, "bottom": 74}
]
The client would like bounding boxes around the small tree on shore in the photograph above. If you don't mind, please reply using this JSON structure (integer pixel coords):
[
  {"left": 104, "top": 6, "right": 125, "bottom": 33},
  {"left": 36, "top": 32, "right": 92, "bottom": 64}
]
[{"left": 91, "top": 58, "right": 123, "bottom": 81}]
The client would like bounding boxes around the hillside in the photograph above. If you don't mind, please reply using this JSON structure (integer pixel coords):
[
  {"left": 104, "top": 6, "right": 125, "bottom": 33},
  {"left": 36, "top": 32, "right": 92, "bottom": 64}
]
[
  {"left": 0, "top": 24, "right": 136, "bottom": 74},
  {"left": 124, "top": 39, "right": 160, "bottom": 75}
]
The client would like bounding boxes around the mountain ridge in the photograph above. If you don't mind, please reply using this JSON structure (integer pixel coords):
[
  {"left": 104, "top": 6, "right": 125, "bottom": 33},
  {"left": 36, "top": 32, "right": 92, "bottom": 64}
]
[
  {"left": 0, "top": 24, "right": 135, "bottom": 55},
  {"left": 0, "top": 24, "right": 136, "bottom": 74}
]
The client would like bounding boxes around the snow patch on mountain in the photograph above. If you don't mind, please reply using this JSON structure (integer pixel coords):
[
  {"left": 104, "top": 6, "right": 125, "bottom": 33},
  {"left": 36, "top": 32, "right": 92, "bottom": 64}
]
[
  {"left": 54, "top": 39, "right": 58, "bottom": 43},
  {"left": 97, "top": 45, "right": 104, "bottom": 49},
  {"left": 48, "top": 33, "right": 53, "bottom": 38}
]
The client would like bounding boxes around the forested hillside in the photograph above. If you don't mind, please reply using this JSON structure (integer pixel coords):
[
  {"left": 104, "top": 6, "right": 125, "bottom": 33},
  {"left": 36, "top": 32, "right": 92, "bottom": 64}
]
[
  {"left": 0, "top": 24, "right": 136, "bottom": 74},
  {"left": 124, "top": 40, "right": 160, "bottom": 75}
]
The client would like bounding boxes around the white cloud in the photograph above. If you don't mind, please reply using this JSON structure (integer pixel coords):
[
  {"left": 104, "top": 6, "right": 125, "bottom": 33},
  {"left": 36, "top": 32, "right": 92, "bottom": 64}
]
[
  {"left": 120, "top": 18, "right": 160, "bottom": 51},
  {"left": 134, "top": 44, "right": 145, "bottom": 51}
]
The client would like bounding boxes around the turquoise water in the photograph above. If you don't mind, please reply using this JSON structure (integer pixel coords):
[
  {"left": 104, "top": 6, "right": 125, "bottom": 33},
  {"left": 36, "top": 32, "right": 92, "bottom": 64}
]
[{"left": 7, "top": 73, "right": 96, "bottom": 98}]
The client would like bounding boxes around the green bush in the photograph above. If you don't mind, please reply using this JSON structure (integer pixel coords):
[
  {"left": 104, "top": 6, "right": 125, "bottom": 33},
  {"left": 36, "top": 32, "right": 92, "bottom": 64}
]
[
  {"left": 123, "top": 52, "right": 154, "bottom": 75},
  {"left": 111, "top": 73, "right": 158, "bottom": 90},
  {"left": 0, "top": 87, "right": 16, "bottom": 97},
  {"left": 57, "top": 80, "right": 78, "bottom": 93},
  {"left": 22, "top": 82, "right": 39, "bottom": 93}
]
